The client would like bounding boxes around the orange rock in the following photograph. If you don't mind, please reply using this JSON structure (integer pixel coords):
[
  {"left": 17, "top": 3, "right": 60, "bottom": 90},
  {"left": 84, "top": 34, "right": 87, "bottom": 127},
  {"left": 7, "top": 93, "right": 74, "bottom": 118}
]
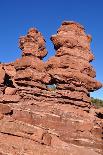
[
  {"left": 31, "top": 128, "right": 45, "bottom": 142},
  {"left": 0, "top": 21, "right": 102, "bottom": 155},
  {"left": 19, "top": 28, "right": 48, "bottom": 59},
  {"left": 5, "top": 87, "right": 17, "bottom": 95},
  {"left": 0, "top": 95, "right": 20, "bottom": 103},
  {"left": 0, "top": 65, "right": 5, "bottom": 85},
  {"left": 0, "top": 104, "right": 12, "bottom": 114},
  {"left": 42, "top": 133, "right": 52, "bottom": 146},
  {"left": 0, "top": 113, "right": 4, "bottom": 120}
]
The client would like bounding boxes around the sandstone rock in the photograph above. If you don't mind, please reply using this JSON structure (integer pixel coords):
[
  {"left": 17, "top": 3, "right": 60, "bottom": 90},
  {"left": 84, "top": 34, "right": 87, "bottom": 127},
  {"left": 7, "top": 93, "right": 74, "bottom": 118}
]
[
  {"left": 0, "top": 95, "right": 21, "bottom": 103},
  {"left": 0, "top": 88, "right": 4, "bottom": 95},
  {"left": 0, "top": 21, "right": 102, "bottom": 155},
  {"left": 3, "top": 65, "right": 16, "bottom": 77},
  {"left": 15, "top": 68, "right": 51, "bottom": 84},
  {"left": 0, "top": 66, "right": 5, "bottom": 85},
  {"left": 31, "top": 128, "right": 45, "bottom": 142},
  {"left": 0, "top": 113, "right": 4, "bottom": 120},
  {"left": 95, "top": 107, "right": 103, "bottom": 118},
  {"left": 46, "top": 55, "right": 96, "bottom": 77},
  {"left": 48, "top": 68, "right": 102, "bottom": 91},
  {"left": 5, "top": 87, "right": 17, "bottom": 95},
  {"left": 42, "top": 133, "right": 52, "bottom": 145},
  {"left": 14, "top": 56, "right": 45, "bottom": 71},
  {"left": 0, "top": 104, "right": 12, "bottom": 114},
  {"left": 12, "top": 109, "right": 34, "bottom": 124},
  {"left": 55, "top": 47, "right": 94, "bottom": 62},
  {"left": 15, "top": 80, "right": 47, "bottom": 89},
  {"left": 51, "top": 134, "right": 69, "bottom": 147},
  {"left": 19, "top": 28, "right": 48, "bottom": 59}
]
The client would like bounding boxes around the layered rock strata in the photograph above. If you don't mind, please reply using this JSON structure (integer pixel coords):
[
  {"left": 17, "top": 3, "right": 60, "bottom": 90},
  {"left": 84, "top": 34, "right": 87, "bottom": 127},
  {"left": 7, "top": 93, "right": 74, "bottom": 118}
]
[
  {"left": 46, "top": 21, "right": 101, "bottom": 108},
  {"left": 0, "top": 21, "right": 102, "bottom": 155}
]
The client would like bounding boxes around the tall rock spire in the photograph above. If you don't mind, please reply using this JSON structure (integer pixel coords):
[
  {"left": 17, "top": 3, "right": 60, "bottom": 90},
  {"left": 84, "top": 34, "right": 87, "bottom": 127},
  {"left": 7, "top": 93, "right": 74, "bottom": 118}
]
[
  {"left": 19, "top": 28, "right": 48, "bottom": 59},
  {"left": 46, "top": 21, "right": 102, "bottom": 108}
]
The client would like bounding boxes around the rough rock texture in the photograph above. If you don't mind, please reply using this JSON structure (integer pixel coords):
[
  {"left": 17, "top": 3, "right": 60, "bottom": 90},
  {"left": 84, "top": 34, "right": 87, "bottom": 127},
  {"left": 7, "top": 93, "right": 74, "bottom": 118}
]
[
  {"left": 0, "top": 21, "right": 103, "bottom": 155},
  {"left": 19, "top": 28, "right": 48, "bottom": 59}
]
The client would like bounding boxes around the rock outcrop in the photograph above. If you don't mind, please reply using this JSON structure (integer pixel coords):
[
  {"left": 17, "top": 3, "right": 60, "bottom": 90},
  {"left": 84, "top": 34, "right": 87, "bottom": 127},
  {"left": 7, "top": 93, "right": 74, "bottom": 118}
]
[
  {"left": 19, "top": 28, "right": 48, "bottom": 59},
  {"left": 0, "top": 21, "right": 102, "bottom": 155},
  {"left": 46, "top": 21, "right": 101, "bottom": 108}
]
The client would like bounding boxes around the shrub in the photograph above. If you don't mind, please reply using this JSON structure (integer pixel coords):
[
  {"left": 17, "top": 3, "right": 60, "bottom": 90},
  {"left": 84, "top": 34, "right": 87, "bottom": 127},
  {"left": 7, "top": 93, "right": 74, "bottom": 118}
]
[{"left": 91, "top": 97, "right": 103, "bottom": 108}]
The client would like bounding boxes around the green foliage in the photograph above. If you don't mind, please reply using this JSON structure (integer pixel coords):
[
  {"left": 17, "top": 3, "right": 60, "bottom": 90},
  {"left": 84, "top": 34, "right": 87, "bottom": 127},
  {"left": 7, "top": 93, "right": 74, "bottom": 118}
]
[{"left": 91, "top": 97, "right": 103, "bottom": 108}]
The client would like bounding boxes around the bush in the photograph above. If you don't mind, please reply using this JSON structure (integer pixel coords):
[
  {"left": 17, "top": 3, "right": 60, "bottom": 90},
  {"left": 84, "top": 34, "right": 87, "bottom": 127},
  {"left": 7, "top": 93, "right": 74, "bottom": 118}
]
[{"left": 91, "top": 97, "right": 103, "bottom": 108}]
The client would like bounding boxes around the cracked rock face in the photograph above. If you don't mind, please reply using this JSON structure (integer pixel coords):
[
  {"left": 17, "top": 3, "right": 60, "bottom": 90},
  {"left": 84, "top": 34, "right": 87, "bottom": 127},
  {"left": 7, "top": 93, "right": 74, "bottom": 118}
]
[{"left": 0, "top": 21, "right": 103, "bottom": 155}]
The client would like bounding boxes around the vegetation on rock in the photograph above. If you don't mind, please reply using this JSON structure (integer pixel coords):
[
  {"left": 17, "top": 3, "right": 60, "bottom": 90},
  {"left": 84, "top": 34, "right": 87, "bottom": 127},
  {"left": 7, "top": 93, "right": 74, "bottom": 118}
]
[{"left": 91, "top": 97, "right": 103, "bottom": 108}]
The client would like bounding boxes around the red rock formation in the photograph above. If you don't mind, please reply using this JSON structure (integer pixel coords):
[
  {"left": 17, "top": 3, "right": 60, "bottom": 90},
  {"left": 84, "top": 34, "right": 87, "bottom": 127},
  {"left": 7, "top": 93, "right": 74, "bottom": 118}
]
[
  {"left": 46, "top": 21, "right": 101, "bottom": 108},
  {"left": 0, "top": 21, "right": 102, "bottom": 155},
  {"left": 19, "top": 28, "right": 48, "bottom": 59}
]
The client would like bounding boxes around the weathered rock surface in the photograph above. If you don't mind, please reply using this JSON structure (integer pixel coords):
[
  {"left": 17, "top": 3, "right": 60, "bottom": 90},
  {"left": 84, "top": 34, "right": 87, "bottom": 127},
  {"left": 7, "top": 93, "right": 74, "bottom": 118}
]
[
  {"left": 0, "top": 21, "right": 102, "bottom": 155},
  {"left": 19, "top": 28, "right": 48, "bottom": 59}
]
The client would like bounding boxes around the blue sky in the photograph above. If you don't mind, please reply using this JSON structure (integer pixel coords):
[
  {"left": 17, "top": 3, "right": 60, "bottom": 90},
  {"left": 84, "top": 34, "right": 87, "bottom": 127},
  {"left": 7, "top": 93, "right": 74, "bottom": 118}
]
[{"left": 0, "top": 0, "right": 103, "bottom": 99}]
